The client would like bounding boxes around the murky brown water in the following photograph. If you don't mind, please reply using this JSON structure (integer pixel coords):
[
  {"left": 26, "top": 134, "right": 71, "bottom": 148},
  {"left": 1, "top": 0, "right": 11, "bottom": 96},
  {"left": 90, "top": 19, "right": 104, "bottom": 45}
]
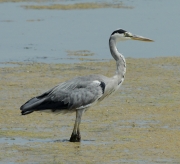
[{"left": 0, "top": 57, "right": 180, "bottom": 163}]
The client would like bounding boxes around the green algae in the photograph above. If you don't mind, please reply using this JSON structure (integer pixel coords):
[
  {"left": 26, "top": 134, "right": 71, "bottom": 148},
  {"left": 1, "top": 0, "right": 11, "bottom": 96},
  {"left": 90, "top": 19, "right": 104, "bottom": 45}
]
[
  {"left": 22, "top": 2, "right": 134, "bottom": 10},
  {"left": 67, "top": 50, "right": 94, "bottom": 57}
]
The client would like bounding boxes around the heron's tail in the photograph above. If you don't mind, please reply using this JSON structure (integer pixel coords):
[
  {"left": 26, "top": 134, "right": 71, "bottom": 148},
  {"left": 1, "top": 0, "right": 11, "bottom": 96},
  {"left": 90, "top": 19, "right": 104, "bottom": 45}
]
[
  {"left": 20, "top": 87, "right": 54, "bottom": 115},
  {"left": 20, "top": 86, "right": 69, "bottom": 115},
  {"left": 20, "top": 97, "right": 46, "bottom": 115}
]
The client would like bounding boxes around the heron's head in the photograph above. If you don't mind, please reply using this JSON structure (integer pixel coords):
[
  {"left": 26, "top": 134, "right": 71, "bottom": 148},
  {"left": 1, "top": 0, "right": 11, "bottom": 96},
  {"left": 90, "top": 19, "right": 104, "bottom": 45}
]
[{"left": 110, "top": 29, "right": 154, "bottom": 42}]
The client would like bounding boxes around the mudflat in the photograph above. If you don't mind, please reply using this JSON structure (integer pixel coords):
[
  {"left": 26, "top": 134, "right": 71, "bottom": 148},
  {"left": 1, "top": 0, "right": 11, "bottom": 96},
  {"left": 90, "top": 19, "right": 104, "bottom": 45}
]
[{"left": 0, "top": 57, "right": 180, "bottom": 163}]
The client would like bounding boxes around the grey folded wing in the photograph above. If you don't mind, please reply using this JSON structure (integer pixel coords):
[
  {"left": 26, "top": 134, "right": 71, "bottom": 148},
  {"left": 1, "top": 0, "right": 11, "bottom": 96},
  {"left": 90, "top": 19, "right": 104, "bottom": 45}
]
[{"left": 20, "top": 79, "right": 105, "bottom": 114}]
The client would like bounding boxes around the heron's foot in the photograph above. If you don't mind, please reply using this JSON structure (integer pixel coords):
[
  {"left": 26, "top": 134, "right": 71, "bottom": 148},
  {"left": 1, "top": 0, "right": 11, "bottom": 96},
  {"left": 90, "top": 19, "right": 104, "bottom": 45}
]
[{"left": 69, "top": 133, "right": 81, "bottom": 142}]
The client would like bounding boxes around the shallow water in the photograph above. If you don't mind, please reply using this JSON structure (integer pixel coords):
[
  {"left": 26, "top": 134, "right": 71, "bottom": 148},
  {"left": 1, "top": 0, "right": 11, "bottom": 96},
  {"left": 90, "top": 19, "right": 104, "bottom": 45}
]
[
  {"left": 0, "top": 137, "right": 52, "bottom": 145},
  {"left": 0, "top": 0, "right": 180, "bottom": 63}
]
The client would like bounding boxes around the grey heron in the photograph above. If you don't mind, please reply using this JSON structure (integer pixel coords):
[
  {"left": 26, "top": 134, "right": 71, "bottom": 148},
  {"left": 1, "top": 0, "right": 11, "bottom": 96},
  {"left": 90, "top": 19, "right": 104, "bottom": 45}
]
[{"left": 20, "top": 29, "right": 153, "bottom": 142}]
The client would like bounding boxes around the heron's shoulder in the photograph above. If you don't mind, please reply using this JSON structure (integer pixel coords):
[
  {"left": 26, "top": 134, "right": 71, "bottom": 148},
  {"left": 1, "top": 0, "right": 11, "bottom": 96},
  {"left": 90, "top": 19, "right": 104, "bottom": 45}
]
[
  {"left": 53, "top": 74, "right": 107, "bottom": 92},
  {"left": 74, "top": 74, "right": 110, "bottom": 82},
  {"left": 60, "top": 74, "right": 103, "bottom": 84}
]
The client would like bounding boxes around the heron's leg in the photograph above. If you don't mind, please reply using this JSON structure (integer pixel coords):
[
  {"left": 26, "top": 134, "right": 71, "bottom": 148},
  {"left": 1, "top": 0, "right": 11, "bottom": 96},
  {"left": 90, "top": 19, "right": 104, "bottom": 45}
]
[
  {"left": 77, "top": 122, "right": 81, "bottom": 140},
  {"left": 70, "top": 109, "right": 83, "bottom": 142},
  {"left": 72, "top": 120, "right": 78, "bottom": 135}
]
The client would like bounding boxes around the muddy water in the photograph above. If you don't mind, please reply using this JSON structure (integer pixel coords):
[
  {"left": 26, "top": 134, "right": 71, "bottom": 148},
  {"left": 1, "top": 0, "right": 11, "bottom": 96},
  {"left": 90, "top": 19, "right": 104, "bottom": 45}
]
[{"left": 0, "top": 57, "right": 180, "bottom": 163}]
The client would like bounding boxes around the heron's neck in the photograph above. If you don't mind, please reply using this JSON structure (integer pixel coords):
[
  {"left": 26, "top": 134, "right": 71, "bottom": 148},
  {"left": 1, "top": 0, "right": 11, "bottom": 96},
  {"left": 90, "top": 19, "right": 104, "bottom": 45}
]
[{"left": 109, "top": 38, "right": 126, "bottom": 81}]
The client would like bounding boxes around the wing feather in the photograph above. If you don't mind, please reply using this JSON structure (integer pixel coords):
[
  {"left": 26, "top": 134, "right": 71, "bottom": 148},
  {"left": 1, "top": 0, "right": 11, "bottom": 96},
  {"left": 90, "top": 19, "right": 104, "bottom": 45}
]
[{"left": 20, "top": 76, "right": 106, "bottom": 115}]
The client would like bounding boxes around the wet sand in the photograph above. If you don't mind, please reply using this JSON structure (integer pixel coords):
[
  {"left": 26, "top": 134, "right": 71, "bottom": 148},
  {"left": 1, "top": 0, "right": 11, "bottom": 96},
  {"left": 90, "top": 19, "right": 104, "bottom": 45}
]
[{"left": 0, "top": 57, "right": 180, "bottom": 163}]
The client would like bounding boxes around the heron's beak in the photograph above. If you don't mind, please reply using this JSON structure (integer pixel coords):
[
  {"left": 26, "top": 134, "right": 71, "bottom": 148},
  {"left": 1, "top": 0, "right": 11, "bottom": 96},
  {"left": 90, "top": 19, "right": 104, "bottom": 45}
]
[{"left": 131, "top": 35, "right": 154, "bottom": 42}]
